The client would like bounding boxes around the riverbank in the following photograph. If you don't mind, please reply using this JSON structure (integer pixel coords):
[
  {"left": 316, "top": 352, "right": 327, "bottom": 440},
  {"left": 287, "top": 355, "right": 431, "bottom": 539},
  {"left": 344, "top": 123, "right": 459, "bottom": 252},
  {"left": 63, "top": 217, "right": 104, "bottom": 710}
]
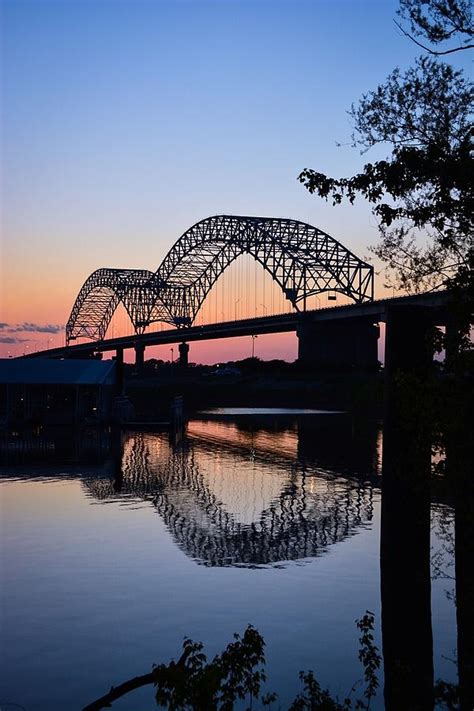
[{"left": 124, "top": 362, "right": 384, "bottom": 420}]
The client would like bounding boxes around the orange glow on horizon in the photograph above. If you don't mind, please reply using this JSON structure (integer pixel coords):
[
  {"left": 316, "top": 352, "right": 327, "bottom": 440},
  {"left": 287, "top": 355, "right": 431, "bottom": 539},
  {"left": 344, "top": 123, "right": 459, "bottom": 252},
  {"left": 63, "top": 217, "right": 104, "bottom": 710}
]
[{"left": 1, "top": 247, "right": 393, "bottom": 360}]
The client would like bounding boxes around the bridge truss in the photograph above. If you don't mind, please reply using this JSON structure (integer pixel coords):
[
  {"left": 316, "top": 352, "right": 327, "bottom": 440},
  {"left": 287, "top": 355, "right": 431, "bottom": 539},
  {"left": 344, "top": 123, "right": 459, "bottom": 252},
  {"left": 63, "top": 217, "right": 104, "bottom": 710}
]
[{"left": 66, "top": 215, "right": 374, "bottom": 344}]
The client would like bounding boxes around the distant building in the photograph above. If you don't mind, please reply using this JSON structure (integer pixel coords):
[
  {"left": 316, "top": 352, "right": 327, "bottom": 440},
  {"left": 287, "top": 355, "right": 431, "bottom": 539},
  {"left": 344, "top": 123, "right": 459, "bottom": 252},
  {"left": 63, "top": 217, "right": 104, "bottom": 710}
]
[{"left": 0, "top": 358, "right": 116, "bottom": 426}]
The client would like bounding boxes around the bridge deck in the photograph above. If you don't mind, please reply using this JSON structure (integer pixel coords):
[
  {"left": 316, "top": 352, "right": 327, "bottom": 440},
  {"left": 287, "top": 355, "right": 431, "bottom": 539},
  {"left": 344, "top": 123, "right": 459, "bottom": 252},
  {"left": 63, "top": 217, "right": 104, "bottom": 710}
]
[{"left": 25, "top": 291, "right": 449, "bottom": 359}]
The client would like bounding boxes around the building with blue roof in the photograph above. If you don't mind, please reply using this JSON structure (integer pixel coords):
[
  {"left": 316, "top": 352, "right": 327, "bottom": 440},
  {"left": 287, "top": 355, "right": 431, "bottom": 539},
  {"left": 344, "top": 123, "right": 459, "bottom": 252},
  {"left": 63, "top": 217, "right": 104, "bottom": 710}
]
[{"left": 0, "top": 358, "right": 117, "bottom": 426}]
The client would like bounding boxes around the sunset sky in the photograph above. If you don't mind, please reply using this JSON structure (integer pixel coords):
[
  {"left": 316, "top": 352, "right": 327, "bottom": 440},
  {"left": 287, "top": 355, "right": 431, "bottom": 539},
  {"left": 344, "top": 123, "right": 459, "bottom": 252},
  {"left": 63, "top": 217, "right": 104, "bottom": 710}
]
[{"left": 1, "top": 0, "right": 468, "bottom": 362}]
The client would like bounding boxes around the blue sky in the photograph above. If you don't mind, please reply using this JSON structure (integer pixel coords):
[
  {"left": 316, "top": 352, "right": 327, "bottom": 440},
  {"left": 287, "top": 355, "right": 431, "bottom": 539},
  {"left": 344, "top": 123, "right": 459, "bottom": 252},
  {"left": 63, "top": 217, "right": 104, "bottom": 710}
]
[{"left": 1, "top": 0, "right": 469, "bottom": 358}]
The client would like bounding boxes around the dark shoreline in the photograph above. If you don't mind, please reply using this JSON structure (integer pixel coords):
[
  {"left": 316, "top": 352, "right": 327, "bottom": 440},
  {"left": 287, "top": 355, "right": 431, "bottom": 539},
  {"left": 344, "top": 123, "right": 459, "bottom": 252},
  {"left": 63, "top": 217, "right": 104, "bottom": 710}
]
[{"left": 125, "top": 371, "right": 384, "bottom": 419}]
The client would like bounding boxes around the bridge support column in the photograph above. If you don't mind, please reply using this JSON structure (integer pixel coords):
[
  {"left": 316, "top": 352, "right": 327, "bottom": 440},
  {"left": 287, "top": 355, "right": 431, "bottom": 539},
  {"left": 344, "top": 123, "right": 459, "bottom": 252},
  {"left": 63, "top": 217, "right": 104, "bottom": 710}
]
[
  {"left": 384, "top": 305, "right": 433, "bottom": 377},
  {"left": 297, "top": 319, "right": 379, "bottom": 370},
  {"left": 380, "top": 427, "right": 433, "bottom": 710},
  {"left": 134, "top": 342, "right": 145, "bottom": 373},
  {"left": 114, "top": 347, "right": 124, "bottom": 393},
  {"left": 381, "top": 304, "right": 434, "bottom": 709},
  {"left": 178, "top": 342, "right": 189, "bottom": 368}
]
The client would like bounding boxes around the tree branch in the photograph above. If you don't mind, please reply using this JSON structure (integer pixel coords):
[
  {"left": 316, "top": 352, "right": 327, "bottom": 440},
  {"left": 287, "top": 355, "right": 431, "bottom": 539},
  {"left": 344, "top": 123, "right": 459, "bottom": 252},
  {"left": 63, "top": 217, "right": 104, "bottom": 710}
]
[
  {"left": 82, "top": 645, "right": 197, "bottom": 711},
  {"left": 393, "top": 19, "right": 474, "bottom": 54},
  {"left": 82, "top": 672, "right": 155, "bottom": 711}
]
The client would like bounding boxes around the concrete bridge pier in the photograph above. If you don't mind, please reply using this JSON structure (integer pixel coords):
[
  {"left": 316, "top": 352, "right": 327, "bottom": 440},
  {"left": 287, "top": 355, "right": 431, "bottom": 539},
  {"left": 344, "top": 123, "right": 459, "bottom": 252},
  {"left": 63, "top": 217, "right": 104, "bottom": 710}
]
[
  {"left": 134, "top": 342, "right": 145, "bottom": 373},
  {"left": 384, "top": 305, "right": 433, "bottom": 377},
  {"left": 178, "top": 342, "right": 189, "bottom": 368},
  {"left": 381, "top": 304, "right": 434, "bottom": 709},
  {"left": 114, "top": 347, "right": 124, "bottom": 393},
  {"left": 380, "top": 433, "right": 433, "bottom": 710},
  {"left": 297, "top": 318, "right": 379, "bottom": 370}
]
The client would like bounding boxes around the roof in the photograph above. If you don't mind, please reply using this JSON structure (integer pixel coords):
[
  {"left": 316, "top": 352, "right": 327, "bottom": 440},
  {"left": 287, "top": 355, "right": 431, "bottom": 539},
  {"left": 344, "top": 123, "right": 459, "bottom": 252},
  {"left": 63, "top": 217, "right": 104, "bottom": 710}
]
[{"left": 0, "top": 358, "right": 116, "bottom": 386}]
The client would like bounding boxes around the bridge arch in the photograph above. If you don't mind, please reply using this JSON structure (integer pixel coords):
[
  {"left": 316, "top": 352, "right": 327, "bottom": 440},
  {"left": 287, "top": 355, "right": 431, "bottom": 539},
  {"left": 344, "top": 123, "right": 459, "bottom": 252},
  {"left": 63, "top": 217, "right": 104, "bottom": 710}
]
[
  {"left": 65, "top": 268, "right": 171, "bottom": 343},
  {"left": 66, "top": 215, "right": 374, "bottom": 343},
  {"left": 147, "top": 215, "right": 373, "bottom": 327}
]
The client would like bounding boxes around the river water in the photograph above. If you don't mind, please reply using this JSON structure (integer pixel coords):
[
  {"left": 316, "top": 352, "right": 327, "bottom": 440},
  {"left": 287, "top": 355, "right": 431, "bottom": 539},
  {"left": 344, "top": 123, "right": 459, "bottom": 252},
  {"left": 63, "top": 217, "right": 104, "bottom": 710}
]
[{"left": 0, "top": 411, "right": 458, "bottom": 710}]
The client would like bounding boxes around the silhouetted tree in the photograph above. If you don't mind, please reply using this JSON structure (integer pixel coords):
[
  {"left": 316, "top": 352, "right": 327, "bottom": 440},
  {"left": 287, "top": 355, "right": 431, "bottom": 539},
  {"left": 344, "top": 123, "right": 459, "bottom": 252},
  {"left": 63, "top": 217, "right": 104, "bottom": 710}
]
[
  {"left": 299, "top": 0, "right": 473, "bottom": 297},
  {"left": 83, "top": 615, "right": 381, "bottom": 711},
  {"left": 396, "top": 0, "right": 473, "bottom": 55}
]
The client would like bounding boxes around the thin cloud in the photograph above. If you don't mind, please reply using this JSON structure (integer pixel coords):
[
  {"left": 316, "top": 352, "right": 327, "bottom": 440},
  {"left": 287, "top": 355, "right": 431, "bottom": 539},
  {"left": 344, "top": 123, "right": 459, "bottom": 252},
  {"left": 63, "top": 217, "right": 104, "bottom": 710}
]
[
  {"left": 0, "top": 323, "right": 8, "bottom": 329},
  {"left": 0, "top": 336, "right": 28, "bottom": 344},
  {"left": 11, "top": 322, "right": 64, "bottom": 334}
]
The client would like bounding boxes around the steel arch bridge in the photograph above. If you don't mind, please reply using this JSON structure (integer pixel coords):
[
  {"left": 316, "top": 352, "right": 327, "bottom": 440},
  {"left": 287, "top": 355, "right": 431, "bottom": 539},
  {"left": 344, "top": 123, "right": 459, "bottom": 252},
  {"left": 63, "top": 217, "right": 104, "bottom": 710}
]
[{"left": 66, "top": 215, "right": 374, "bottom": 344}]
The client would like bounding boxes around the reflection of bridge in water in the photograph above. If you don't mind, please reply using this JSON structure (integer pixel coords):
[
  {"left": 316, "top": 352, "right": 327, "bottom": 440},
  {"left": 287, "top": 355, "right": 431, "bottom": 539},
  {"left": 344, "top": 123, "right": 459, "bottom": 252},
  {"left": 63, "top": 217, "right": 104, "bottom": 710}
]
[{"left": 84, "top": 418, "right": 378, "bottom": 567}]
